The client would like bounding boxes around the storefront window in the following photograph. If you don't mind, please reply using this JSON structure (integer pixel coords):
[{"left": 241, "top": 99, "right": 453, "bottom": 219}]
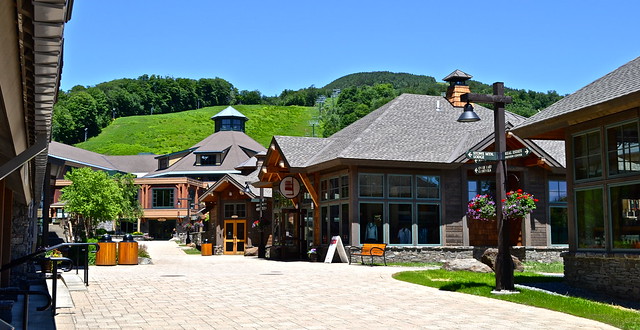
[
  {"left": 467, "top": 180, "right": 495, "bottom": 202},
  {"left": 389, "top": 175, "right": 412, "bottom": 198},
  {"left": 610, "top": 183, "right": 640, "bottom": 249},
  {"left": 341, "top": 175, "right": 349, "bottom": 199},
  {"left": 574, "top": 131, "right": 602, "bottom": 180},
  {"left": 359, "top": 174, "right": 384, "bottom": 198},
  {"left": 389, "top": 204, "right": 412, "bottom": 244},
  {"left": 329, "top": 178, "right": 340, "bottom": 200},
  {"left": 417, "top": 175, "right": 440, "bottom": 199},
  {"left": 417, "top": 204, "right": 440, "bottom": 244},
  {"left": 607, "top": 122, "right": 640, "bottom": 176},
  {"left": 549, "top": 180, "right": 568, "bottom": 245},
  {"left": 360, "top": 203, "right": 383, "bottom": 244},
  {"left": 576, "top": 188, "right": 605, "bottom": 249},
  {"left": 341, "top": 204, "right": 350, "bottom": 243}
]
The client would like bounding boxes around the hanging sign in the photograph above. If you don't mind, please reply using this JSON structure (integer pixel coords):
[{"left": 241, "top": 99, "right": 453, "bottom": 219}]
[
  {"left": 324, "top": 236, "right": 349, "bottom": 263},
  {"left": 504, "top": 147, "right": 531, "bottom": 160},
  {"left": 466, "top": 150, "right": 499, "bottom": 162},
  {"left": 279, "top": 176, "right": 301, "bottom": 199}
]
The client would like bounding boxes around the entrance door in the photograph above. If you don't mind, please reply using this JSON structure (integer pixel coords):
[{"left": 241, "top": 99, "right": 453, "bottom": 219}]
[{"left": 224, "top": 220, "right": 246, "bottom": 255}]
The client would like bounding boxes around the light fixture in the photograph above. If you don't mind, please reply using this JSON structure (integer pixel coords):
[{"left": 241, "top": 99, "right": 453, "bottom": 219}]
[
  {"left": 457, "top": 102, "right": 481, "bottom": 122},
  {"left": 244, "top": 182, "right": 252, "bottom": 194}
]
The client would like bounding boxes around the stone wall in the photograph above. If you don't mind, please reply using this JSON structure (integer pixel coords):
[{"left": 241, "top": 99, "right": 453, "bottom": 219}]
[
  {"left": 563, "top": 252, "right": 640, "bottom": 301},
  {"left": 347, "top": 246, "right": 566, "bottom": 264},
  {"left": 10, "top": 200, "right": 36, "bottom": 286}
]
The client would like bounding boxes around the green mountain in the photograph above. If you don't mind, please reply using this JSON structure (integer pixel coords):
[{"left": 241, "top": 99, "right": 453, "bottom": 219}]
[
  {"left": 324, "top": 71, "right": 446, "bottom": 95},
  {"left": 75, "top": 105, "right": 319, "bottom": 155}
]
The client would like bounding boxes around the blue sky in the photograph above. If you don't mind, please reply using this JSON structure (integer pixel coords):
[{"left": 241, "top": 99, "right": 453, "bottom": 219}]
[{"left": 60, "top": 1, "right": 640, "bottom": 97}]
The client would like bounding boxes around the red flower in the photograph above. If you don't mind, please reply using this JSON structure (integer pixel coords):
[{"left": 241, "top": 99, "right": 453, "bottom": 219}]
[
  {"left": 534, "top": 199, "right": 539, "bottom": 202},
  {"left": 501, "top": 199, "right": 506, "bottom": 202},
  {"left": 517, "top": 189, "right": 523, "bottom": 193}
]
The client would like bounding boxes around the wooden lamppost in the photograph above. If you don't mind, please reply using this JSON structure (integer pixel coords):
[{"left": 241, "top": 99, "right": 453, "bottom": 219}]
[{"left": 459, "top": 82, "right": 515, "bottom": 291}]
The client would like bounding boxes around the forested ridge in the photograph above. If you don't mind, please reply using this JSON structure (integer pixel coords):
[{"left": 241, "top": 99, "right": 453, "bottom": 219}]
[{"left": 53, "top": 71, "right": 563, "bottom": 145}]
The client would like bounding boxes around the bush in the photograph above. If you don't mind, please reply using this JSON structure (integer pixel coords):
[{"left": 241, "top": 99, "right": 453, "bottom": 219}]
[{"left": 138, "top": 244, "right": 150, "bottom": 258}]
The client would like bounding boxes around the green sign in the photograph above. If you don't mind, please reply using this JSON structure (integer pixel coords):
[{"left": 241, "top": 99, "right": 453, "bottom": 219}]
[
  {"left": 504, "top": 148, "right": 531, "bottom": 160},
  {"left": 474, "top": 164, "right": 494, "bottom": 174},
  {"left": 466, "top": 150, "right": 499, "bottom": 162}
]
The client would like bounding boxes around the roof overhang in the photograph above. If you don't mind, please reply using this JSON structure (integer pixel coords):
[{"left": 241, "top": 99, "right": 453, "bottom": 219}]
[{"left": 513, "top": 90, "right": 640, "bottom": 139}]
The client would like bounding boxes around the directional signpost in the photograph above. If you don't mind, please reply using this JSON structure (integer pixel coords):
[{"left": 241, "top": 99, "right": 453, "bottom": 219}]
[
  {"left": 504, "top": 147, "right": 531, "bottom": 160},
  {"left": 474, "top": 164, "right": 494, "bottom": 174},
  {"left": 468, "top": 148, "right": 531, "bottom": 175},
  {"left": 466, "top": 150, "right": 499, "bottom": 162}
]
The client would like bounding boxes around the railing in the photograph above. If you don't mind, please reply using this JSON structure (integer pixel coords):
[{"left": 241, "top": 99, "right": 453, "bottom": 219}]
[{"left": 0, "top": 242, "right": 99, "bottom": 327}]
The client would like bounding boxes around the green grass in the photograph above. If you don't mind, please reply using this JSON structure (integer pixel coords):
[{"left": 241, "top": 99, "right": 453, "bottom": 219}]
[
  {"left": 522, "top": 261, "right": 564, "bottom": 273},
  {"left": 393, "top": 269, "right": 640, "bottom": 329},
  {"left": 181, "top": 247, "right": 201, "bottom": 255},
  {"left": 76, "top": 105, "right": 319, "bottom": 155}
]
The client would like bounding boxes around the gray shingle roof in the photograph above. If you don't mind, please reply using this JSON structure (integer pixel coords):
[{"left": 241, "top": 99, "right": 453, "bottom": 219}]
[
  {"left": 49, "top": 141, "right": 156, "bottom": 174},
  {"left": 516, "top": 56, "right": 640, "bottom": 131},
  {"left": 276, "top": 94, "right": 529, "bottom": 167}
]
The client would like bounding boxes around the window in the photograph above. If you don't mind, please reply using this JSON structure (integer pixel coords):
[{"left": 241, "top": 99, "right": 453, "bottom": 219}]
[
  {"left": 417, "top": 175, "right": 440, "bottom": 199},
  {"left": 360, "top": 203, "right": 383, "bottom": 244},
  {"left": 389, "top": 204, "right": 412, "bottom": 244},
  {"left": 329, "top": 177, "right": 340, "bottom": 200},
  {"left": 468, "top": 180, "right": 496, "bottom": 201},
  {"left": 574, "top": 131, "right": 602, "bottom": 180},
  {"left": 576, "top": 188, "right": 605, "bottom": 249},
  {"left": 158, "top": 157, "right": 169, "bottom": 170},
  {"left": 198, "top": 153, "right": 221, "bottom": 166},
  {"left": 224, "top": 203, "right": 246, "bottom": 218},
  {"left": 389, "top": 175, "right": 412, "bottom": 198},
  {"left": 341, "top": 175, "right": 349, "bottom": 199},
  {"left": 417, "top": 204, "right": 440, "bottom": 244},
  {"left": 341, "top": 204, "right": 350, "bottom": 244},
  {"left": 359, "top": 174, "right": 384, "bottom": 198},
  {"left": 549, "top": 180, "right": 568, "bottom": 245},
  {"left": 220, "top": 118, "right": 243, "bottom": 131},
  {"left": 607, "top": 122, "right": 640, "bottom": 176},
  {"left": 609, "top": 183, "right": 640, "bottom": 250},
  {"left": 320, "top": 180, "right": 328, "bottom": 201},
  {"left": 152, "top": 188, "right": 174, "bottom": 208}
]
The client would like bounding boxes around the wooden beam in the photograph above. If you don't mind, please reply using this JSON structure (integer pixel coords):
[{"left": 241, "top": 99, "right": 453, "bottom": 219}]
[
  {"left": 461, "top": 93, "right": 512, "bottom": 104},
  {"left": 297, "top": 173, "right": 319, "bottom": 208},
  {"left": 0, "top": 133, "right": 48, "bottom": 181}
]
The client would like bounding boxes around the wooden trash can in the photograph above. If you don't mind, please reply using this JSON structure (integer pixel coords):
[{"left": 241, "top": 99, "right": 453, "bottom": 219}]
[
  {"left": 201, "top": 243, "right": 213, "bottom": 256},
  {"left": 96, "top": 242, "right": 116, "bottom": 266},
  {"left": 118, "top": 234, "right": 138, "bottom": 265}
]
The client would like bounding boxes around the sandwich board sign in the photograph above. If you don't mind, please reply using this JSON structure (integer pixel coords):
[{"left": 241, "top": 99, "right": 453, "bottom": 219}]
[{"left": 324, "top": 236, "right": 349, "bottom": 263}]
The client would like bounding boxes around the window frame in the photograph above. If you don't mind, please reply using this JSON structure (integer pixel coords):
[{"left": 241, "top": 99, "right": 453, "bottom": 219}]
[
  {"left": 605, "top": 120, "right": 640, "bottom": 178},
  {"left": 358, "top": 173, "right": 385, "bottom": 198},
  {"left": 388, "top": 174, "right": 413, "bottom": 199},
  {"left": 572, "top": 129, "right": 603, "bottom": 182},
  {"left": 151, "top": 188, "right": 175, "bottom": 209}
]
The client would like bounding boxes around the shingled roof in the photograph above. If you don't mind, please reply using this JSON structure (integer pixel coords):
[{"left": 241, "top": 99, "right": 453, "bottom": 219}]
[
  {"left": 275, "top": 94, "right": 533, "bottom": 168},
  {"left": 49, "top": 141, "right": 157, "bottom": 175},
  {"left": 513, "top": 56, "right": 640, "bottom": 138}
]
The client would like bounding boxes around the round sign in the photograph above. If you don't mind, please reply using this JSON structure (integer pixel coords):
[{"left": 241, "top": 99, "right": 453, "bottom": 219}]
[{"left": 279, "top": 176, "right": 301, "bottom": 199}]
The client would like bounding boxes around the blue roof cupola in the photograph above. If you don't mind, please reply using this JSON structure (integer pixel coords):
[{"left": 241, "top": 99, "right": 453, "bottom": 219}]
[{"left": 211, "top": 106, "right": 249, "bottom": 133}]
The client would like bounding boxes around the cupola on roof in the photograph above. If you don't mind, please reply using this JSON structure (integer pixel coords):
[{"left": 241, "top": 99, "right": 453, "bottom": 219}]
[
  {"left": 211, "top": 106, "right": 249, "bottom": 133},
  {"left": 443, "top": 69, "right": 473, "bottom": 85}
]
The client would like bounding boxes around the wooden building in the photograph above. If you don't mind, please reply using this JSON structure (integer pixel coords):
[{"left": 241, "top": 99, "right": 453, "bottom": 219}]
[
  {"left": 259, "top": 71, "right": 568, "bottom": 262},
  {"left": 513, "top": 56, "right": 640, "bottom": 300}
]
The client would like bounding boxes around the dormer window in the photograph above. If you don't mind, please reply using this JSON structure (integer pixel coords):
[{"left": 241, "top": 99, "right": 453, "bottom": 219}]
[
  {"left": 158, "top": 157, "right": 169, "bottom": 170},
  {"left": 197, "top": 153, "right": 222, "bottom": 166}
]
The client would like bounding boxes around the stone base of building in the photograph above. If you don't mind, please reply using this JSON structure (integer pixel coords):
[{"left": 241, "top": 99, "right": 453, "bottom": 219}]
[
  {"left": 563, "top": 252, "right": 640, "bottom": 301},
  {"left": 377, "top": 246, "right": 566, "bottom": 264}
]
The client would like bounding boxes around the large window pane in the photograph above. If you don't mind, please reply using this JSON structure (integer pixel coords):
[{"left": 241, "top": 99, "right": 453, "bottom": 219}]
[
  {"left": 389, "top": 175, "right": 412, "bottom": 198},
  {"left": 330, "top": 204, "right": 340, "bottom": 238},
  {"left": 359, "top": 174, "right": 384, "bottom": 198},
  {"left": 360, "top": 203, "right": 383, "bottom": 244},
  {"left": 417, "top": 175, "right": 440, "bottom": 199},
  {"left": 467, "top": 180, "right": 495, "bottom": 202},
  {"left": 550, "top": 207, "right": 568, "bottom": 245},
  {"left": 152, "top": 188, "right": 174, "bottom": 208},
  {"left": 576, "top": 188, "right": 605, "bottom": 248},
  {"left": 417, "top": 204, "right": 440, "bottom": 244},
  {"left": 341, "top": 204, "right": 350, "bottom": 244},
  {"left": 574, "top": 131, "right": 602, "bottom": 180},
  {"left": 610, "top": 183, "right": 640, "bottom": 249},
  {"left": 607, "top": 122, "right": 640, "bottom": 176},
  {"left": 329, "top": 178, "right": 340, "bottom": 200},
  {"left": 549, "top": 180, "right": 567, "bottom": 202},
  {"left": 390, "top": 204, "right": 412, "bottom": 244}
]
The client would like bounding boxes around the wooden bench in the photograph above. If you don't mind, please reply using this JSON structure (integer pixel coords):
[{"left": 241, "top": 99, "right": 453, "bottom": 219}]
[{"left": 349, "top": 243, "right": 387, "bottom": 266}]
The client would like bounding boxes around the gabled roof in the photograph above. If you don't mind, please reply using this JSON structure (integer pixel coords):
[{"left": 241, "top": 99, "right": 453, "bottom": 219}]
[
  {"left": 145, "top": 130, "right": 265, "bottom": 177},
  {"left": 48, "top": 141, "right": 157, "bottom": 174},
  {"left": 274, "top": 94, "right": 528, "bottom": 168},
  {"left": 513, "top": 56, "right": 640, "bottom": 139},
  {"left": 198, "top": 169, "right": 272, "bottom": 203}
]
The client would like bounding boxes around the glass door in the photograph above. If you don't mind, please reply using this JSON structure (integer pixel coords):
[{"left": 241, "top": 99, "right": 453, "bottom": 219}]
[{"left": 224, "top": 220, "right": 246, "bottom": 255}]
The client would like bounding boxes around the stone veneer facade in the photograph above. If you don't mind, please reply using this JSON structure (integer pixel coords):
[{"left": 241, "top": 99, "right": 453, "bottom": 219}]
[{"left": 563, "top": 252, "right": 640, "bottom": 301}]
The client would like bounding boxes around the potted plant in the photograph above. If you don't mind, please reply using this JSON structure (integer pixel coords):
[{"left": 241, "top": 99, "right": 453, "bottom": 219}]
[
  {"left": 43, "top": 249, "right": 63, "bottom": 272},
  {"left": 307, "top": 248, "right": 318, "bottom": 262},
  {"left": 467, "top": 189, "right": 538, "bottom": 221}
]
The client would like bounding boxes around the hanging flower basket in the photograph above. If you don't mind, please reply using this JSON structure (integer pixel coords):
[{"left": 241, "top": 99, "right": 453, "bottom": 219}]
[{"left": 467, "top": 190, "right": 538, "bottom": 222}]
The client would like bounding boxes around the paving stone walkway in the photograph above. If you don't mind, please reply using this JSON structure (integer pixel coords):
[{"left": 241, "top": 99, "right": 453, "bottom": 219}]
[{"left": 54, "top": 241, "right": 616, "bottom": 329}]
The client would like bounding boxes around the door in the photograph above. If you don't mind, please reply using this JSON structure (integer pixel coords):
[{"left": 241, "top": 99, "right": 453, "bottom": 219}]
[{"left": 224, "top": 220, "right": 246, "bottom": 255}]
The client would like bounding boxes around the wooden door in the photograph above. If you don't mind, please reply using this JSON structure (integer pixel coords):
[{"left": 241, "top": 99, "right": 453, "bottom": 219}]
[{"left": 224, "top": 220, "right": 246, "bottom": 255}]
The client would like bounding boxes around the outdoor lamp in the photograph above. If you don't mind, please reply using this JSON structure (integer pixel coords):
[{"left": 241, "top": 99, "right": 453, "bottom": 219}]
[
  {"left": 244, "top": 182, "right": 252, "bottom": 194},
  {"left": 457, "top": 102, "right": 481, "bottom": 122}
]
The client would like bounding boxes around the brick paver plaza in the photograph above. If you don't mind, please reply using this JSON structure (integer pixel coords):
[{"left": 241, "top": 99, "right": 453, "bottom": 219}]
[{"left": 54, "top": 241, "right": 615, "bottom": 329}]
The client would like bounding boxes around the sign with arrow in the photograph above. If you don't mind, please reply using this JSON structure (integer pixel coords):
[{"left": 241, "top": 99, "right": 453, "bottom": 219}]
[
  {"left": 504, "top": 148, "right": 531, "bottom": 160},
  {"left": 466, "top": 150, "right": 499, "bottom": 162},
  {"left": 474, "top": 164, "right": 495, "bottom": 174}
]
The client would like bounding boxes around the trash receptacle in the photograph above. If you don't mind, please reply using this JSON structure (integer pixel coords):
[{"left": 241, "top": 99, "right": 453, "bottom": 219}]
[
  {"left": 118, "top": 234, "right": 138, "bottom": 265},
  {"left": 201, "top": 239, "right": 213, "bottom": 256},
  {"left": 96, "top": 234, "right": 116, "bottom": 266}
]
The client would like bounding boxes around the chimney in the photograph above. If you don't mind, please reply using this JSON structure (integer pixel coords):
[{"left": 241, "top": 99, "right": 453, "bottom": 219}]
[{"left": 443, "top": 69, "right": 472, "bottom": 107}]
